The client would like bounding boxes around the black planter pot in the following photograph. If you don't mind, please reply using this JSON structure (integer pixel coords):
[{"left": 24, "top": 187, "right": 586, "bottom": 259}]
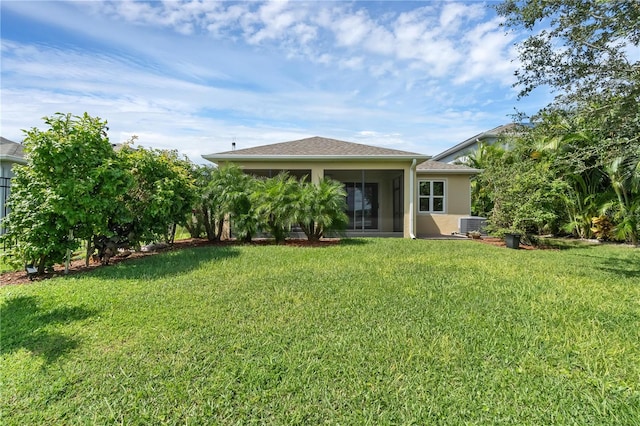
[{"left": 505, "top": 233, "right": 521, "bottom": 249}]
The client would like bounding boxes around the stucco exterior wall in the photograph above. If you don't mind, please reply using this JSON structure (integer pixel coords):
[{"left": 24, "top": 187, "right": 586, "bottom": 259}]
[{"left": 415, "top": 173, "right": 472, "bottom": 236}]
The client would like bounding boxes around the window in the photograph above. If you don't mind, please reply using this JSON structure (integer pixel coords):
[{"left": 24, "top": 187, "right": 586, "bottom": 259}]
[{"left": 418, "top": 180, "right": 445, "bottom": 213}]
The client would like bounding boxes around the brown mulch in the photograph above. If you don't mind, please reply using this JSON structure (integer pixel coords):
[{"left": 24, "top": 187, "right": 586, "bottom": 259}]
[
  {"left": 1, "top": 238, "right": 341, "bottom": 287},
  {"left": 475, "top": 235, "right": 580, "bottom": 251},
  {"left": 472, "top": 236, "right": 538, "bottom": 250}
]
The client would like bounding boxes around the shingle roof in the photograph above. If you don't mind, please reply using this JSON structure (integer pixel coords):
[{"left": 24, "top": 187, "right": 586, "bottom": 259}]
[
  {"left": 432, "top": 123, "right": 521, "bottom": 161},
  {"left": 204, "top": 136, "right": 429, "bottom": 161},
  {"left": 0, "top": 137, "right": 26, "bottom": 163},
  {"left": 416, "top": 160, "right": 480, "bottom": 174}
]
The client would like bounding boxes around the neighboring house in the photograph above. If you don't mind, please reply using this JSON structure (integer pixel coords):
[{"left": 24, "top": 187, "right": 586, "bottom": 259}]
[
  {"left": 203, "top": 136, "right": 480, "bottom": 238},
  {"left": 432, "top": 123, "right": 519, "bottom": 164},
  {"left": 1, "top": 137, "right": 27, "bottom": 232}
]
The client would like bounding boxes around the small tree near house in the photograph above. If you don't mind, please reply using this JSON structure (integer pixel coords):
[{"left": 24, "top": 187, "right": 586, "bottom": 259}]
[{"left": 1, "top": 113, "right": 129, "bottom": 273}]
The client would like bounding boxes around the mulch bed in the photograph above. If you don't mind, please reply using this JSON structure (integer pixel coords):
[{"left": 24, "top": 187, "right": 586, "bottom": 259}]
[
  {"left": 472, "top": 236, "right": 538, "bottom": 250},
  {"left": 1, "top": 238, "right": 341, "bottom": 287}
]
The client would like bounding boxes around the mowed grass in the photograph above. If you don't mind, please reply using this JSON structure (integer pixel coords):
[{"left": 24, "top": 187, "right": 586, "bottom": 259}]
[{"left": 1, "top": 239, "right": 639, "bottom": 424}]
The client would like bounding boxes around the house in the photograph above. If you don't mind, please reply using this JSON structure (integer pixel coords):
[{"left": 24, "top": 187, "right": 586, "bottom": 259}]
[
  {"left": 203, "top": 136, "right": 480, "bottom": 238},
  {"left": 1, "top": 137, "right": 27, "bottom": 232},
  {"left": 432, "top": 123, "right": 520, "bottom": 164}
]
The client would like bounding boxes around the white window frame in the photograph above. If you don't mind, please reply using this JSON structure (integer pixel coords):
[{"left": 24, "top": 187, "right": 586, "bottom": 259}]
[{"left": 418, "top": 179, "right": 446, "bottom": 214}]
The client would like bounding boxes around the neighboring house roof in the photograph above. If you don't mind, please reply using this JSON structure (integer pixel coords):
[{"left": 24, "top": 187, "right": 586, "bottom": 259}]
[
  {"left": 203, "top": 136, "right": 431, "bottom": 162},
  {"left": 0, "top": 137, "right": 27, "bottom": 164},
  {"left": 416, "top": 160, "right": 480, "bottom": 174},
  {"left": 431, "top": 123, "right": 519, "bottom": 162}
]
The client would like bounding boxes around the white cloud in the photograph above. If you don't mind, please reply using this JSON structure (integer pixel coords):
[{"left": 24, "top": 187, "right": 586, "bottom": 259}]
[
  {"left": 339, "top": 56, "right": 364, "bottom": 70},
  {"left": 332, "top": 9, "right": 373, "bottom": 47},
  {"left": 439, "top": 2, "right": 485, "bottom": 31},
  {"left": 455, "top": 17, "right": 518, "bottom": 85},
  {"left": 1, "top": 1, "right": 545, "bottom": 163}
]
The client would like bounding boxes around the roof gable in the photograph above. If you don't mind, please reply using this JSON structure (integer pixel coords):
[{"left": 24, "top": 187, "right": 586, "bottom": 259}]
[
  {"left": 431, "top": 123, "right": 520, "bottom": 162},
  {"left": 203, "top": 136, "right": 429, "bottom": 162}
]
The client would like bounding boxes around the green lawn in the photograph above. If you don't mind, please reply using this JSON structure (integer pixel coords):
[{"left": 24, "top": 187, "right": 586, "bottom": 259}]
[{"left": 2, "top": 239, "right": 639, "bottom": 424}]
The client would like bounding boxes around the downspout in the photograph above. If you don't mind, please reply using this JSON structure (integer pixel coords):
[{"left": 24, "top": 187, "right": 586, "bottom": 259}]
[{"left": 409, "top": 159, "right": 417, "bottom": 239}]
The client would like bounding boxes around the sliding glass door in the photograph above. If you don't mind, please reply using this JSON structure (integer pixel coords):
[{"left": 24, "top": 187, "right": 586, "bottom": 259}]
[{"left": 344, "top": 182, "right": 378, "bottom": 230}]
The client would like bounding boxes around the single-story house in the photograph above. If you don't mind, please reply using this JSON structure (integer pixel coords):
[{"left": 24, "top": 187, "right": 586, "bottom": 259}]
[
  {"left": 203, "top": 136, "right": 480, "bottom": 238},
  {"left": 432, "top": 123, "right": 519, "bottom": 164},
  {"left": 1, "top": 137, "right": 27, "bottom": 231}
]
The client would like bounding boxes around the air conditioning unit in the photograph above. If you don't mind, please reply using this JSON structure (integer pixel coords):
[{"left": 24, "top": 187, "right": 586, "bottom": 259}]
[{"left": 459, "top": 216, "right": 487, "bottom": 234}]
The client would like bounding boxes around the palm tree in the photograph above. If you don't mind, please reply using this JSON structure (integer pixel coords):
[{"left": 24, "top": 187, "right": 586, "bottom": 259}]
[
  {"left": 296, "top": 178, "right": 348, "bottom": 241},
  {"left": 252, "top": 172, "right": 299, "bottom": 244},
  {"left": 459, "top": 142, "right": 506, "bottom": 217},
  {"left": 603, "top": 150, "right": 640, "bottom": 245},
  {"left": 208, "top": 164, "right": 258, "bottom": 243}
]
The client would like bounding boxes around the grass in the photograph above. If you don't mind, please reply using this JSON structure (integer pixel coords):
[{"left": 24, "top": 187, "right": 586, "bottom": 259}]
[{"left": 1, "top": 239, "right": 639, "bottom": 424}]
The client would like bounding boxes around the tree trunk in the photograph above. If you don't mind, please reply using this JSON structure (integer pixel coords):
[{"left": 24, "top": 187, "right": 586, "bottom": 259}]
[
  {"left": 203, "top": 206, "right": 215, "bottom": 241},
  {"left": 215, "top": 218, "right": 224, "bottom": 242},
  {"left": 85, "top": 237, "right": 93, "bottom": 267},
  {"left": 299, "top": 222, "right": 312, "bottom": 241},
  {"left": 37, "top": 255, "right": 46, "bottom": 275},
  {"left": 167, "top": 223, "right": 177, "bottom": 244}
]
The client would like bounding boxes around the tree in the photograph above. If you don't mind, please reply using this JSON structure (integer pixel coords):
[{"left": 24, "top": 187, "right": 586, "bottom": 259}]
[
  {"left": 187, "top": 165, "right": 216, "bottom": 240},
  {"left": 1, "top": 113, "right": 129, "bottom": 274},
  {"left": 603, "top": 150, "right": 640, "bottom": 245},
  {"left": 497, "top": 0, "right": 639, "bottom": 105},
  {"left": 114, "top": 145, "right": 196, "bottom": 247},
  {"left": 497, "top": 0, "right": 639, "bottom": 164},
  {"left": 211, "top": 164, "right": 258, "bottom": 243},
  {"left": 296, "top": 178, "right": 349, "bottom": 241},
  {"left": 493, "top": 0, "right": 640, "bottom": 244},
  {"left": 460, "top": 141, "right": 508, "bottom": 217},
  {"left": 485, "top": 158, "right": 568, "bottom": 240},
  {"left": 252, "top": 173, "right": 300, "bottom": 244}
]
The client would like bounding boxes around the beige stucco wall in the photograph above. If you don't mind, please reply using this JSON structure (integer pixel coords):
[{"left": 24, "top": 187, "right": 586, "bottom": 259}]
[{"left": 415, "top": 173, "right": 473, "bottom": 236}]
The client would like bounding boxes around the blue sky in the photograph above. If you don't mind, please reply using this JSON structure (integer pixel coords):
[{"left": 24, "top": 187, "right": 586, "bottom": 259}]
[{"left": 1, "top": 0, "right": 552, "bottom": 163}]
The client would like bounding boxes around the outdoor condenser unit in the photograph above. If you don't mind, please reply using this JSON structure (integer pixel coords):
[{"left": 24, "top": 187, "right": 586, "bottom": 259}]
[{"left": 459, "top": 217, "right": 487, "bottom": 234}]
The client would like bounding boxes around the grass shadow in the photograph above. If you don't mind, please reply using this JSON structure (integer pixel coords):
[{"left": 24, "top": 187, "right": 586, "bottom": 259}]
[
  {"left": 338, "top": 238, "right": 371, "bottom": 246},
  {"left": 0, "top": 295, "right": 98, "bottom": 364},
  {"left": 598, "top": 257, "right": 640, "bottom": 280},
  {"left": 87, "top": 245, "right": 240, "bottom": 281},
  {"left": 535, "top": 237, "right": 599, "bottom": 250}
]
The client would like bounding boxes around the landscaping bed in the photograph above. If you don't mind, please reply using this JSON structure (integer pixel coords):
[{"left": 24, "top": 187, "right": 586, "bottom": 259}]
[{"left": 1, "top": 238, "right": 340, "bottom": 286}]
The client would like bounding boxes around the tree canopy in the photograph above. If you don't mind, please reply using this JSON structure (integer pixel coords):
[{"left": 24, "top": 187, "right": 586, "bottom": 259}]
[
  {"left": 465, "top": 1, "right": 640, "bottom": 245},
  {"left": 497, "top": 0, "right": 639, "bottom": 105},
  {"left": 1, "top": 113, "right": 128, "bottom": 273}
]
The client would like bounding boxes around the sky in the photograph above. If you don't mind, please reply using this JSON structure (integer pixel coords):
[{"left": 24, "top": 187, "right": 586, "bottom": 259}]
[{"left": 1, "top": 0, "right": 552, "bottom": 164}]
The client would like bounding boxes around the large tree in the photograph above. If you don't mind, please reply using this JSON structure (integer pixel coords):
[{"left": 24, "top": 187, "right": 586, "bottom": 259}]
[
  {"left": 493, "top": 0, "right": 640, "bottom": 244},
  {"left": 1, "top": 113, "right": 129, "bottom": 273},
  {"left": 498, "top": 0, "right": 639, "bottom": 164},
  {"left": 497, "top": 0, "right": 639, "bottom": 104}
]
